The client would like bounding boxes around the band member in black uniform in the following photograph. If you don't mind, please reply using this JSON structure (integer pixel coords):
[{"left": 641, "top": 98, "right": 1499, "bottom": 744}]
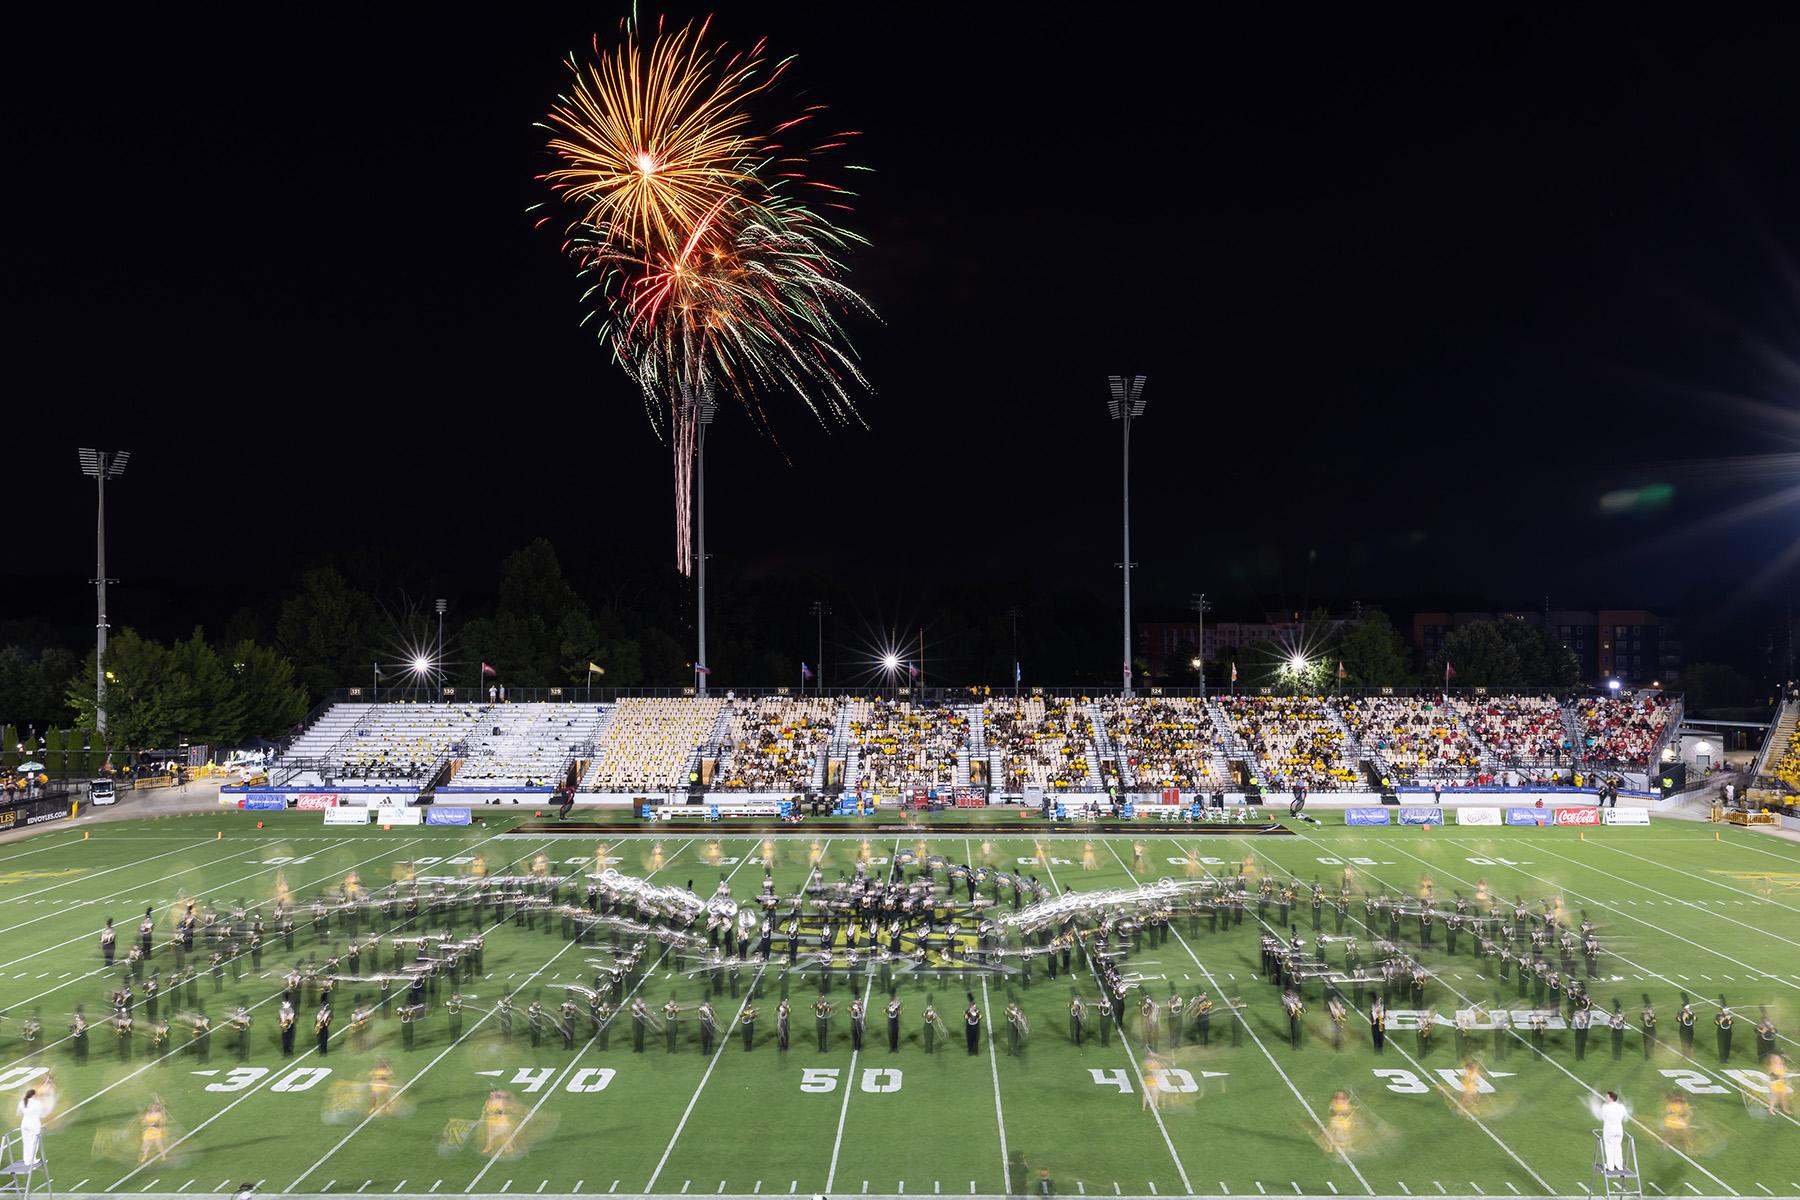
[
  {"left": 699, "top": 1000, "right": 717, "bottom": 1055},
  {"left": 923, "top": 998, "right": 939, "bottom": 1054},
  {"left": 849, "top": 997, "right": 865, "bottom": 1051},
  {"left": 102, "top": 918, "right": 117, "bottom": 965},
  {"left": 315, "top": 1001, "right": 332, "bottom": 1055},
  {"left": 741, "top": 1003, "right": 757, "bottom": 1050},
  {"left": 776, "top": 997, "right": 791, "bottom": 1052},
  {"left": 887, "top": 995, "right": 903, "bottom": 1051},
  {"left": 1639, "top": 997, "right": 1656, "bottom": 1059},
  {"left": 631, "top": 998, "right": 648, "bottom": 1053},
  {"left": 965, "top": 993, "right": 982, "bottom": 1055},
  {"left": 1370, "top": 996, "right": 1386, "bottom": 1053},
  {"left": 1716, "top": 1003, "right": 1734, "bottom": 1062},
  {"left": 1677, "top": 997, "right": 1696, "bottom": 1052},
  {"left": 1068, "top": 993, "right": 1085, "bottom": 1046},
  {"left": 1195, "top": 992, "right": 1212, "bottom": 1045},
  {"left": 279, "top": 995, "right": 296, "bottom": 1056},
  {"left": 1609, "top": 1001, "right": 1626, "bottom": 1060}
]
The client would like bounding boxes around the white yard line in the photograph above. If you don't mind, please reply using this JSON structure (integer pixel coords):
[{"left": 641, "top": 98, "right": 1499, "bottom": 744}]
[
  {"left": 1589, "top": 839, "right": 1800, "bottom": 918},
  {"left": 0, "top": 834, "right": 228, "bottom": 908},
  {"left": 644, "top": 842, "right": 781, "bottom": 1192},
  {"left": 463, "top": 839, "right": 701, "bottom": 1193},
  {"left": 1275, "top": 831, "right": 1742, "bottom": 1198},
  {"left": 1104, "top": 840, "right": 1376, "bottom": 1196},
  {"left": 825, "top": 839, "right": 899, "bottom": 1194},
  {"left": 1036, "top": 841, "right": 1193, "bottom": 1196},
  {"left": 48, "top": 828, "right": 524, "bottom": 1125},
  {"left": 284, "top": 849, "right": 622, "bottom": 1194},
  {"left": 970, "top": 838, "right": 1013, "bottom": 1197}
]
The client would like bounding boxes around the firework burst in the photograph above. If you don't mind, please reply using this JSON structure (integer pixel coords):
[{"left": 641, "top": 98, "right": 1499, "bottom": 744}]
[{"left": 537, "top": 15, "right": 874, "bottom": 573}]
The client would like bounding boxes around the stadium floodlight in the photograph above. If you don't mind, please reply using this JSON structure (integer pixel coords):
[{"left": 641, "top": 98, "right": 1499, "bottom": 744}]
[
  {"left": 1289, "top": 653, "right": 1309, "bottom": 674},
  {"left": 1607, "top": 678, "right": 1622, "bottom": 692},
  {"left": 881, "top": 653, "right": 901, "bottom": 672},
  {"left": 694, "top": 385, "right": 719, "bottom": 695},
  {"left": 79, "top": 448, "right": 130, "bottom": 737},
  {"left": 1107, "top": 376, "right": 1147, "bottom": 697},
  {"left": 410, "top": 655, "right": 433, "bottom": 676}
]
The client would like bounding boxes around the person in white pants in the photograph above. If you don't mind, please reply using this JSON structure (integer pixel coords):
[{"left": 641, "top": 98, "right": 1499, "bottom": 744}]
[
  {"left": 16, "top": 1087, "right": 43, "bottom": 1166},
  {"left": 1599, "top": 1090, "right": 1628, "bottom": 1172}
]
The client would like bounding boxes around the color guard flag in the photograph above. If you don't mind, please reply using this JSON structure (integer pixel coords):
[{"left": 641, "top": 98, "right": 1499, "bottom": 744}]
[
  {"left": 801, "top": 662, "right": 814, "bottom": 681},
  {"left": 694, "top": 663, "right": 712, "bottom": 676},
  {"left": 587, "top": 662, "right": 605, "bottom": 676}
]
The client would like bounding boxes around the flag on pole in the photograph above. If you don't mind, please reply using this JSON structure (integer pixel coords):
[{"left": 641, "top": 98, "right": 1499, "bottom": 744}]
[
  {"left": 800, "top": 662, "right": 814, "bottom": 681},
  {"left": 481, "top": 662, "right": 497, "bottom": 677},
  {"left": 1230, "top": 661, "right": 1238, "bottom": 683},
  {"left": 1444, "top": 659, "right": 1456, "bottom": 684},
  {"left": 1014, "top": 661, "right": 1021, "bottom": 685},
  {"left": 694, "top": 663, "right": 712, "bottom": 677},
  {"left": 587, "top": 662, "right": 605, "bottom": 676},
  {"left": 907, "top": 662, "right": 920, "bottom": 680},
  {"left": 1336, "top": 660, "right": 1346, "bottom": 681}
]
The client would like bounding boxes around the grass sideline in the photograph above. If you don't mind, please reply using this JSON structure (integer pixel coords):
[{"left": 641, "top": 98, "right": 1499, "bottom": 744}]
[{"left": 0, "top": 810, "right": 1795, "bottom": 1198}]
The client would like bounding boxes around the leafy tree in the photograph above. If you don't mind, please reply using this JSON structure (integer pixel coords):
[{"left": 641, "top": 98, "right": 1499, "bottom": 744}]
[
  {"left": 1432, "top": 621, "right": 1523, "bottom": 689},
  {"left": 1680, "top": 662, "right": 1753, "bottom": 712},
  {"left": 226, "top": 639, "right": 310, "bottom": 739},
  {"left": 0, "top": 645, "right": 81, "bottom": 726},
  {"left": 276, "top": 567, "right": 379, "bottom": 701},
  {"left": 1492, "top": 618, "right": 1579, "bottom": 689},
  {"left": 1332, "top": 612, "right": 1412, "bottom": 687}
]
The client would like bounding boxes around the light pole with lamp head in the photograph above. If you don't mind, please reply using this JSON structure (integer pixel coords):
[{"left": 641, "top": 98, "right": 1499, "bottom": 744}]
[
  {"left": 1191, "top": 592, "right": 1210, "bottom": 697},
  {"left": 1107, "top": 376, "right": 1146, "bottom": 696},
  {"left": 78, "top": 449, "right": 130, "bottom": 737}
]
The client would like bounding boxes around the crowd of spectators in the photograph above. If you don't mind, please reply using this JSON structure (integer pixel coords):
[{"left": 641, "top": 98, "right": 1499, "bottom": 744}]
[
  {"left": 1218, "top": 695, "right": 1359, "bottom": 790},
  {"left": 985, "top": 697, "right": 1096, "bottom": 790},
  {"left": 1343, "top": 696, "right": 1482, "bottom": 784},
  {"left": 1575, "top": 695, "right": 1673, "bottom": 768},
  {"left": 1097, "top": 697, "right": 1228, "bottom": 789},
  {"left": 1770, "top": 722, "right": 1800, "bottom": 793},
  {"left": 713, "top": 696, "right": 836, "bottom": 790},
  {"left": 847, "top": 699, "right": 967, "bottom": 791},
  {"left": 1448, "top": 695, "right": 1569, "bottom": 765}
]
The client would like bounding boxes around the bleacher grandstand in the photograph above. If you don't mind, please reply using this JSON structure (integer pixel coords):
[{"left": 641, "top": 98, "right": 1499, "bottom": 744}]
[{"left": 258, "top": 689, "right": 1688, "bottom": 801}]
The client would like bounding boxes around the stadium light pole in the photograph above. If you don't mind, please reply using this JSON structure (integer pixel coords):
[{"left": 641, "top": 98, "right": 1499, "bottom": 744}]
[
  {"left": 694, "top": 387, "right": 718, "bottom": 695},
  {"left": 810, "top": 600, "right": 831, "bottom": 693},
  {"left": 79, "top": 449, "right": 130, "bottom": 738},
  {"left": 1191, "top": 592, "right": 1210, "bottom": 697},
  {"left": 435, "top": 598, "right": 447, "bottom": 694},
  {"left": 1107, "top": 376, "right": 1146, "bottom": 697},
  {"left": 1007, "top": 605, "right": 1023, "bottom": 696}
]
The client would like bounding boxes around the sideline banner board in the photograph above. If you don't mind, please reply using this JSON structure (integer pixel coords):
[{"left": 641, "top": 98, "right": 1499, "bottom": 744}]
[
  {"left": 1602, "top": 808, "right": 1650, "bottom": 826},
  {"left": 427, "top": 807, "right": 472, "bottom": 826},
  {"left": 323, "top": 807, "right": 370, "bottom": 826},
  {"left": 1345, "top": 808, "right": 1391, "bottom": 826},
  {"left": 1506, "top": 807, "right": 1552, "bottom": 826},
  {"left": 295, "top": 794, "right": 339, "bottom": 810},
  {"left": 1553, "top": 807, "right": 1602, "bottom": 827},
  {"left": 243, "top": 797, "right": 288, "bottom": 812},
  {"left": 376, "top": 806, "right": 423, "bottom": 825},
  {"left": 1397, "top": 806, "right": 1443, "bottom": 826},
  {"left": 1456, "top": 807, "right": 1502, "bottom": 826}
]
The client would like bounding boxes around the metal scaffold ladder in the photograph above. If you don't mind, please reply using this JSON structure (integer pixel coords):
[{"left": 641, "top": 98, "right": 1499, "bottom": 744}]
[
  {"left": 1590, "top": 1128, "right": 1642, "bottom": 1200},
  {"left": 0, "top": 1131, "right": 52, "bottom": 1200}
]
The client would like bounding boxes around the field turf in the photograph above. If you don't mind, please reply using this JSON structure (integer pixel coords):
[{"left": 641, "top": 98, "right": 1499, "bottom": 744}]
[{"left": 1, "top": 810, "right": 1797, "bottom": 1200}]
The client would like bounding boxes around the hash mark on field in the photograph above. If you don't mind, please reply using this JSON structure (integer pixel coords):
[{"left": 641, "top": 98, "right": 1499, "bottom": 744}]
[
  {"left": 1755, "top": 1186, "right": 1773, "bottom": 1195},
  {"left": 1647, "top": 1184, "right": 1665, "bottom": 1194},
  {"left": 1506, "top": 1184, "right": 1519, "bottom": 1194},
  {"left": 357, "top": 1182, "right": 370, "bottom": 1193},
  {"left": 71, "top": 1182, "right": 89, "bottom": 1193},
  {"left": 1150, "top": 1186, "right": 1157, "bottom": 1196},
  {"left": 717, "top": 1186, "right": 725, "bottom": 1195},
  {"left": 395, "top": 1183, "right": 407, "bottom": 1193},
  {"left": 180, "top": 1180, "right": 195, "bottom": 1192},
  {"left": 431, "top": 1183, "right": 442, "bottom": 1193},
  {"left": 141, "top": 1181, "right": 160, "bottom": 1192},
  {"left": 1328, "top": 1186, "right": 1338, "bottom": 1196},
  {"left": 573, "top": 1184, "right": 582, "bottom": 1195},
  {"left": 541, "top": 1184, "right": 551, "bottom": 1195},
  {"left": 1471, "top": 1187, "right": 1482, "bottom": 1196},
  {"left": 1255, "top": 1185, "right": 1264, "bottom": 1196},
  {"left": 935, "top": 1184, "right": 940, "bottom": 1195},
  {"left": 1399, "top": 1185, "right": 1411, "bottom": 1195},
  {"left": 500, "top": 1183, "right": 511, "bottom": 1194},
  {"left": 609, "top": 1183, "right": 619, "bottom": 1195},
  {"left": 680, "top": 1183, "right": 689, "bottom": 1195},
  {"left": 1684, "top": 1186, "right": 1701, "bottom": 1196},
  {"left": 1435, "top": 1184, "right": 1446, "bottom": 1195},
  {"left": 1293, "top": 1185, "right": 1302, "bottom": 1195}
]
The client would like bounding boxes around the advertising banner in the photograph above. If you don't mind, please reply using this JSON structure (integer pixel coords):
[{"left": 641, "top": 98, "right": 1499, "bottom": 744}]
[
  {"left": 323, "top": 808, "right": 370, "bottom": 826},
  {"left": 244, "top": 797, "right": 288, "bottom": 812},
  {"left": 426, "top": 807, "right": 472, "bottom": 826},
  {"left": 1602, "top": 808, "right": 1650, "bottom": 826},
  {"left": 376, "top": 806, "right": 423, "bottom": 825},
  {"left": 295, "top": 794, "right": 338, "bottom": 810},
  {"left": 1397, "top": 806, "right": 1443, "bottom": 826},
  {"left": 1345, "top": 808, "right": 1391, "bottom": 826},
  {"left": 1506, "top": 807, "right": 1552, "bottom": 826},
  {"left": 1456, "top": 807, "right": 1502, "bottom": 826},
  {"left": 1553, "top": 807, "right": 1602, "bottom": 827}
]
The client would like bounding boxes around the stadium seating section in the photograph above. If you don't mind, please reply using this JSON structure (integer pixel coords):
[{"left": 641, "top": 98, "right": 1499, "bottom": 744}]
[{"left": 264, "top": 690, "right": 1682, "bottom": 797}]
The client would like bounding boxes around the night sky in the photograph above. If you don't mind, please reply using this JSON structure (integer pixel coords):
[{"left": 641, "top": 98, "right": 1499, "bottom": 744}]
[{"left": 8, "top": 5, "right": 1799, "bottom": 647}]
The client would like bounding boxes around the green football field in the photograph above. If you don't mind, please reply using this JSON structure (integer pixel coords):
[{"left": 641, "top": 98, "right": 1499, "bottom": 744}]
[{"left": 2, "top": 810, "right": 1798, "bottom": 1200}]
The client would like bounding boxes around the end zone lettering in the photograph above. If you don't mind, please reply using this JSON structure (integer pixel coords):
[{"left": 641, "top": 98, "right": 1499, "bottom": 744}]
[{"left": 1553, "top": 807, "right": 1602, "bottom": 826}]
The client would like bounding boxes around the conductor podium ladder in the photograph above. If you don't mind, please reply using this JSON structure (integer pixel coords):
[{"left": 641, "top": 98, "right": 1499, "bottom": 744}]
[
  {"left": 1590, "top": 1127, "right": 1642, "bottom": 1200},
  {"left": 0, "top": 1130, "right": 52, "bottom": 1200}
]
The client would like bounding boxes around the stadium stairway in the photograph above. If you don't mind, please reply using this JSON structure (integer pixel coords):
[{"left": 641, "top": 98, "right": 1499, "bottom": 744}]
[
  {"left": 1560, "top": 702, "right": 1586, "bottom": 763},
  {"left": 1753, "top": 698, "right": 1798, "bottom": 781},
  {"left": 1083, "top": 703, "right": 1110, "bottom": 790}
]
